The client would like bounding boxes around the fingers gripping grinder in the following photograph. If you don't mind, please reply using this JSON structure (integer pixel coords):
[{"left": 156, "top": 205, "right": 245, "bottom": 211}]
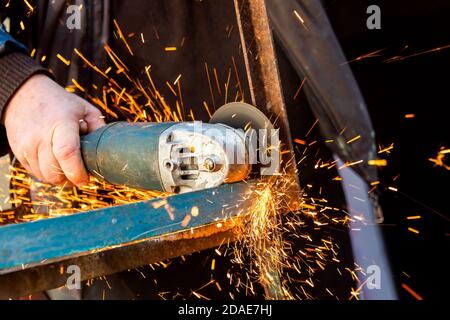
[{"left": 81, "top": 102, "right": 278, "bottom": 194}]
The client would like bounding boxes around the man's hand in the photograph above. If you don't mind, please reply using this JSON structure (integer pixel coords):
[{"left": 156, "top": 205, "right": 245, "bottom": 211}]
[{"left": 2, "top": 74, "right": 105, "bottom": 186}]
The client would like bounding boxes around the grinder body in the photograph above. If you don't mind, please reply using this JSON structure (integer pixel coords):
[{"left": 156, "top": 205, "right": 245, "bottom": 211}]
[
  {"left": 81, "top": 122, "right": 172, "bottom": 191},
  {"left": 81, "top": 120, "right": 251, "bottom": 193}
]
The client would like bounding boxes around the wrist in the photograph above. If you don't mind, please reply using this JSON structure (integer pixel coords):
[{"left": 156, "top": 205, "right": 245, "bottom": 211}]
[
  {"left": 2, "top": 74, "right": 52, "bottom": 126},
  {"left": 0, "top": 53, "right": 51, "bottom": 125}
]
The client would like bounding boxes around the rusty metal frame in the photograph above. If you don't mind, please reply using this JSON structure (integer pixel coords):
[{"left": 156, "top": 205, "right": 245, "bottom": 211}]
[{"left": 233, "top": 0, "right": 296, "bottom": 164}]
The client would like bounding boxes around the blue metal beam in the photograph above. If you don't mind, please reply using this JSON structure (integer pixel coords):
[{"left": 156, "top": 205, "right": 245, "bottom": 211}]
[{"left": 0, "top": 182, "right": 252, "bottom": 272}]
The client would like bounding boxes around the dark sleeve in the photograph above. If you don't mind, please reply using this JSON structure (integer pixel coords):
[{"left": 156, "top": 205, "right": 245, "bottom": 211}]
[
  {"left": 0, "top": 26, "right": 50, "bottom": 155},
  {"left": 0, "top": 51, "right": 50, "bottom": 115}
]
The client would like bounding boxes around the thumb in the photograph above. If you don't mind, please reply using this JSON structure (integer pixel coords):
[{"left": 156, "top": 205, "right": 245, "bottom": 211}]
[{"left": 52, "top": 122, "right": 89, "bottom": 187}]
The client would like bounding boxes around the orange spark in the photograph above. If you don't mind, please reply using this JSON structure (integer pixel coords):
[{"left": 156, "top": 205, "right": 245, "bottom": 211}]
[
  {"left": 57, "top": 54, "right": 71, "bottom": 66},
  {"left": 401, "top": 283, "right": 423, "bottom": 300},
  {"left": 113, "top": 19, "right": 134, "bottom": 56},
  {"left": 408, "top": 227, "right": 419, "bottom": 234}
]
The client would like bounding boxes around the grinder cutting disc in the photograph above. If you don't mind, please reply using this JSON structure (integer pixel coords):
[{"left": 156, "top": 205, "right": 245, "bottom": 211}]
[
  {"left": 209, "top": 102, "right": 274, "bottom": 131},
  {"left": 210, "top": 102, "right": 279, "bottom": 175}
]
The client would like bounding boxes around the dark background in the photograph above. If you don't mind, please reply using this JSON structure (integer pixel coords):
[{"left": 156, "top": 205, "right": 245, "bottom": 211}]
[{"left": 325, "top": 0, "right": 450, "bottom": 300}]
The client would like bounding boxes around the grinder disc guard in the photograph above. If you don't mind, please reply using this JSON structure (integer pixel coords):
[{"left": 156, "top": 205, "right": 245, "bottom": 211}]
[
  {"left": 210, "top": 102, "right": 280, "bottom": 176},
  {"left": 210, "top": 102, "right": 274, "bottom": 131}
]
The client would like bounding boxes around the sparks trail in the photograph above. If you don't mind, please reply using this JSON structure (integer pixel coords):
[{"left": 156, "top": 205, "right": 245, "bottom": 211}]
[
  {"left": 429, "top": 147, "right": 450, "bottom": 171},
  {"left": 235, "top": 177, "right": 291, "bottom": 299},
  {"left": 5, "top": 163, "right": 165, "bottom": 223},
  {"left": 385, "top": 43, "right": 450, "bottom": 63},
  {"left": 345, "top": 43, "right": 450, "bottom": 65},
  {"left": 229, "top": 169, "right": 347, "bottom": 299},
  {"left": 342, "top": 48, "right": 386, "bottom": 65}
]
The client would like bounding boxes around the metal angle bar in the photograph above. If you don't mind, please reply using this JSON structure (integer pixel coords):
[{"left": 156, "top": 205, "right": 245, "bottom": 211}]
[
  {"left": 336, "top": 157, "right": 398, "bottom": 300},
  {"left": 233, "top": 0, "right": 300, "bottom": 299},
  {"left": 233, "top": 0, "right": 301, "bottom": 211},
  {"left": 0, "top": 182, "right": 254, "bottom": 298},
  {"left": 233, "top": 0, "right": 297, "bottom": 169}
]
